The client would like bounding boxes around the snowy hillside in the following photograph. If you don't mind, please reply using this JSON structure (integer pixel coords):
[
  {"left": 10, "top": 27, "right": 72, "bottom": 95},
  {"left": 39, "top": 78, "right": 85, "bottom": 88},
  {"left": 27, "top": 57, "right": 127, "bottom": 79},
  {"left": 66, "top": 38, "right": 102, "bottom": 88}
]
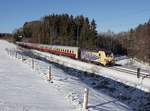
[
  {"left": 0, "top": 40, "right": 77, "bottom": 111},
  {"left": 0, "top": 40, "right": 150, "bottom": 111}
]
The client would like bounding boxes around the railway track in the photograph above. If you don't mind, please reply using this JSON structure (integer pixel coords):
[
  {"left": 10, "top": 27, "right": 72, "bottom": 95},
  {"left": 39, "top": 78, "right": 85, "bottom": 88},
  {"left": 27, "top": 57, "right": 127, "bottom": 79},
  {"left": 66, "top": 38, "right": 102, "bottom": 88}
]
[
  {"left": 109, "top": 66, "right": 150, "bottom": 78},
  {"left": 16, "top": 46, "right": 150, "bottom": 79}
]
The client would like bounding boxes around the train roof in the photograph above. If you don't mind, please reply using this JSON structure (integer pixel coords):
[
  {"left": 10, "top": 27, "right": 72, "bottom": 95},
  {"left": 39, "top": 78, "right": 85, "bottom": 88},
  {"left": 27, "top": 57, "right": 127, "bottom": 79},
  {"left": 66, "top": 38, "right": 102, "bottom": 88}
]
[
  {"left": 46, "top": 45, "right": 79, "bottom": 49},
  {"left": 17, "top": 42, "right": 112, "bottom": 53},
  {"left": 17, "top": 42, "right": 79, "bottom": 50},
  {"left": 81, "top": 48, "right": 112, "bottom": 53}
]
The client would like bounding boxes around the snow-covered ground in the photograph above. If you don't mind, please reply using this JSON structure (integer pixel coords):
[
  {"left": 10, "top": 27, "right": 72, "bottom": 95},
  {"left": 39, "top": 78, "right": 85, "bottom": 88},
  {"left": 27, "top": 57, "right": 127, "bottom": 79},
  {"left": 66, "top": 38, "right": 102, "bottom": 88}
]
[
  {"left": 27, "top": 50, "right": 150, "bottom": 111},
  {"left": 0, "top": 40, "right": 78, "bottom": 111},
  {"left": 115, "top": 56, "right": 150, "bottom": 77},
  {"left": 115, "top": 56, "right": 150, "bottom": 71},
  {"left": 1, "top": 40, "right": 150, "bottom": 111},
  {"left": 30, "top": 49, "right": 150, "bottom": 93}
]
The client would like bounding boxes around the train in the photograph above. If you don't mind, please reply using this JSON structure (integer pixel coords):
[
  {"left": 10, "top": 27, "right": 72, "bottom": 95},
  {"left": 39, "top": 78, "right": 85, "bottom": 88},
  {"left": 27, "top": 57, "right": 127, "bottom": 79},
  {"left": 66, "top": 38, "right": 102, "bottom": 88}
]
[{"left": 16, "top": 42, "right": 114, "bottom": 66}]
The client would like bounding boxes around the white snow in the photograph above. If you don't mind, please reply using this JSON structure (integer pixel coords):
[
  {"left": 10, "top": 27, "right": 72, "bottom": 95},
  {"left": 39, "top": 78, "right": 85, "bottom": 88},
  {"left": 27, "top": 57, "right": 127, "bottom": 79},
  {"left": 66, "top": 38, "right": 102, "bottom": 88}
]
[
  {"left": 129, "top": 59, "right": 150, "bottom": 70},
  {"left": 31, "top": 49, "right": 150, "bottom": 93},
  {"left": 115, "top": 58, "right": 131, "bottom": 66},
  {"left": 0, "top": 40, "right": 78, "bottom": 111},
  {"left": 1, "top": 40, "right": 150, "bottom": 111}
]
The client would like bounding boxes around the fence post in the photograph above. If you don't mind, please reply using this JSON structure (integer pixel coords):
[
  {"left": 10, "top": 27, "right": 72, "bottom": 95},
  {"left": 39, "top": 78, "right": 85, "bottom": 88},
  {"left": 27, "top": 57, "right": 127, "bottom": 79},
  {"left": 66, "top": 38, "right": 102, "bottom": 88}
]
[
  {"left": 10, "top": 50, "right": 12, "bottom": 56},
  {"left": 83, "top": 88, "right": 89, "bottom": 109},
  {"left": 9, "top": 50, "right": 11, "bottom": 56},
  {"left": 7, "top": 49, "right": 9, "bottom": 55},
  {"left": 15, "top": 51, "right": 17, "bottom": 58},
  {"left": 21, "top": 55, "right": 23, "bottom": 62},
  {"left": 137, "top": 68, "right": 140, "bottom": 78},
  {"left": 12, "top": 50, "right": 14, "bottom": 57},
  {"left": 47, "top": 66, "right": 51, "bottom": 81},
  {"left": 32, "top": 58, "right": 34, "bottom": 69},
  {"left": 9, "top": 49, "right": 10, "bottom": 56}
]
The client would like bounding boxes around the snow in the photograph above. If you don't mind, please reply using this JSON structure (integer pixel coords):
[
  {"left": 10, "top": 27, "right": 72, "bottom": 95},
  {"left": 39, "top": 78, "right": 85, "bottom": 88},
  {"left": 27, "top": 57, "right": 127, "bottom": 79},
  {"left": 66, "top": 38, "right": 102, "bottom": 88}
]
[
  {"left": 115, "top": 56, "right": 150, "bottom": 78},
  {"left": 115, "top": 56, "right": 150, "bottom": 71},
  {"left": 1, "top": 40, "right": 150, "bottom": 111},
  {"left": 129, "top": 59, "right": 150, "bottom": 71},
  {"left": 0, "top": 40, "right": 77, "bottom": 111},
  {"left": 26, "top": 47, "right": 150, "bottom": 110},
  {"left": 31, "top": 49, "right": 150, "bottom": 93},
  {"left": 115, "top": 58, "right": 131, "bottom": 66}
]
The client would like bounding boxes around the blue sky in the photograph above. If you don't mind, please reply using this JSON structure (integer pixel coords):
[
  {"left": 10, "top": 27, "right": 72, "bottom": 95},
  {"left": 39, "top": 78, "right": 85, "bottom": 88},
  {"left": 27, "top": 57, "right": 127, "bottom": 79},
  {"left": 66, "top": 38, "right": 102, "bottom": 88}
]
[{"left": 0, "top": 0, "right": 150, "bottom": 33}]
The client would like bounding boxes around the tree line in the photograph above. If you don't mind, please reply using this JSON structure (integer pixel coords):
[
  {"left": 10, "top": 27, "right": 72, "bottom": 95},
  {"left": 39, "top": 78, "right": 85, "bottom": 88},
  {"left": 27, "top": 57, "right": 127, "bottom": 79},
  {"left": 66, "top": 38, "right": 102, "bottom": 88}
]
[
  {"left": 0, "top": 33, "right": 12, "bottom": 37},
  {"left": 14, "top": 14, "right": 97, "bottom": 48},
  {"left": 114, "top": 21, "right": 150, "bottom": 64},
  {"left": 0, "top": 33, "right": 13, "bottom": 41},
  {"left": 96, "top": 20, "right": 150, "bottom": 64},
  {"left": 14, "top": 14, "right": 125, "bottom": 55},
  {"left": 13, "top": 14, "right": 150, "bottom": 64}
]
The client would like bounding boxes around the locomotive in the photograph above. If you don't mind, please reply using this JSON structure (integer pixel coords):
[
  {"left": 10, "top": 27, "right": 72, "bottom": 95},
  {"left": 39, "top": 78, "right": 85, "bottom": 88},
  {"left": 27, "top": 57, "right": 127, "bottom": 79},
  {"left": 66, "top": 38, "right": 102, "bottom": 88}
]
[{"left": 16, "top": 42, "right": 114, "bottom": 66}]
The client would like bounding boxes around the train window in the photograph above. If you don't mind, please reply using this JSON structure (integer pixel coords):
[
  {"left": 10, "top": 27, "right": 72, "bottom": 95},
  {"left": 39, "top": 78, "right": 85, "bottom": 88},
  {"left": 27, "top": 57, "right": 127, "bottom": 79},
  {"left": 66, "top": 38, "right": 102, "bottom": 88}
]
[{"left": 105, "top": 51, "right": 112, "bottom": 57}]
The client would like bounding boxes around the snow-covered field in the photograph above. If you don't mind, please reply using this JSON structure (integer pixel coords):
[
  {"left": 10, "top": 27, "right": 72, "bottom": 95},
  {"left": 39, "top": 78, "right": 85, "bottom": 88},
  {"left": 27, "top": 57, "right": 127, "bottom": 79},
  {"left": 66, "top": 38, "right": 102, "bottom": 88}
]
[
  {"left": 115, "top": 56, "right": 150, "bottom": 71},
  {"left": 1, "top": 40, "right": 150, "bottom": 111},
  {"left": 115, "top": 56, "right": 150, "bottom": 80},
  {"left": 0, "top": 40, "right": 78, "bottom": 111}
]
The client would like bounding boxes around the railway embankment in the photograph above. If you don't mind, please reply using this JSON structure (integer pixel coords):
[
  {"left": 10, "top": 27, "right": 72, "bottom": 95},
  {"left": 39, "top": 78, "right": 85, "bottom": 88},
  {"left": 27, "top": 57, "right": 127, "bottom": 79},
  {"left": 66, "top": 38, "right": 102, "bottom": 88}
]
[{"left": 31, "top": 49, "right": 150, "bottom": 93}]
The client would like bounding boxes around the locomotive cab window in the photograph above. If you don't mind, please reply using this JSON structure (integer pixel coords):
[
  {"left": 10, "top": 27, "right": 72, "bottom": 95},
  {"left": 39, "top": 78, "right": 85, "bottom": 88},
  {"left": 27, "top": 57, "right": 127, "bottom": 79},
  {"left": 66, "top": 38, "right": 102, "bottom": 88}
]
[{"left": 105, "top": 51, "right": 112, "bottom": 57}]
